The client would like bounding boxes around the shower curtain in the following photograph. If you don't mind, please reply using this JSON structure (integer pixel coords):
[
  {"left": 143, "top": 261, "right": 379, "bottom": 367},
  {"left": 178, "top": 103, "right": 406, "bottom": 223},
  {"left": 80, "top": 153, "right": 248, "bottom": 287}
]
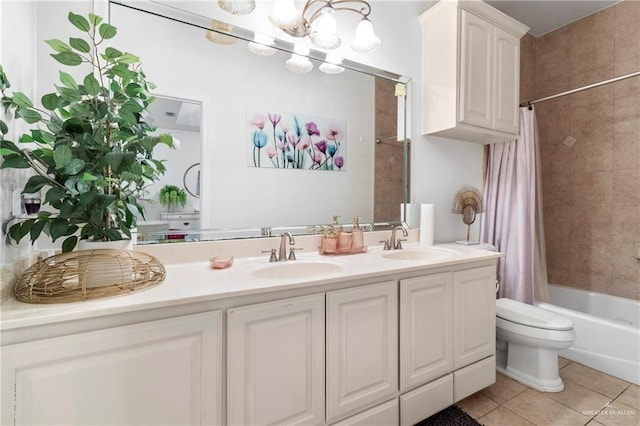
[{"left": 481, "top": 107, "right": 549, "bottom": 304}]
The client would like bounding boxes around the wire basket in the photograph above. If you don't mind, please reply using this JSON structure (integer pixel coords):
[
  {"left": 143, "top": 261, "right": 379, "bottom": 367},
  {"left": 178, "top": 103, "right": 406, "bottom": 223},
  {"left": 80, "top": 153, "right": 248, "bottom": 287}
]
[{"left": 14, "top": 249, "right": 166, "bottom": 304}]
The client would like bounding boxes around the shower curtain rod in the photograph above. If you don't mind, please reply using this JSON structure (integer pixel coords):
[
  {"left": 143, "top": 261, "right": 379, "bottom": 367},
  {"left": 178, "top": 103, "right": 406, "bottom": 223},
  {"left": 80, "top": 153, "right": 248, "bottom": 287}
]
[{"left": 520, "top": 70, "right": 640, "bottom": 107}]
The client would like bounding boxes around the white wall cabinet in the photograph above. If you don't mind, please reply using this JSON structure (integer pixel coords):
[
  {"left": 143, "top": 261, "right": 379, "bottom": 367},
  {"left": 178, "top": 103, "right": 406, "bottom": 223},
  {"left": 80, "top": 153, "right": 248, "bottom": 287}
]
[
  {"left": 420, "top": 0, "right": 528, "bottom": 144},
  {"left": 1, "top": 311, "right": 222, "bottom": 426},
  {"left": 326, "top": 281, "right": 398, "bottom": 423},
  {"left": 227, "top": 294, "right": 325, "bottom": 426}
]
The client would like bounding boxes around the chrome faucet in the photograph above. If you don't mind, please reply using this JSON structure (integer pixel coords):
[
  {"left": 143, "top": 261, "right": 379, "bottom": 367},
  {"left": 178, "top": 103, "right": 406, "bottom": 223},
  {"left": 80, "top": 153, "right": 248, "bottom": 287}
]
[
  {"left": 278, "top": 232, "right": 295, "bottom": 261},
  {"left": 390, "top": 225, "right": 408, "bottom": 250}
]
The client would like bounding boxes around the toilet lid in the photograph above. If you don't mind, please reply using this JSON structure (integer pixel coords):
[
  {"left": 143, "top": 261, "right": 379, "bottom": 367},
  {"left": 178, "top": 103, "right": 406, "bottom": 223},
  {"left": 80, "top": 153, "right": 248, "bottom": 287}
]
[{"left": 496, "top": 298, "right": 574, "bottom": 331}]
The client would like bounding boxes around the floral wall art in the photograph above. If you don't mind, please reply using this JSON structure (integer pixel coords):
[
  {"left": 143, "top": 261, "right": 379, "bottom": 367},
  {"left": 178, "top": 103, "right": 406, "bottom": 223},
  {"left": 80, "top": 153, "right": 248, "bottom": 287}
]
[{"left": 248, "top": 111, "right": 347, "bottom": 171}]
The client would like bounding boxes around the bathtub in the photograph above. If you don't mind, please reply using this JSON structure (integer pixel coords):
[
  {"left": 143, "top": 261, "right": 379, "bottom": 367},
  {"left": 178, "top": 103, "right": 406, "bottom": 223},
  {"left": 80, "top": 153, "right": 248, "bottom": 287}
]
[{"left": 536, "top": 284, "right": 640, "bottom": 385}]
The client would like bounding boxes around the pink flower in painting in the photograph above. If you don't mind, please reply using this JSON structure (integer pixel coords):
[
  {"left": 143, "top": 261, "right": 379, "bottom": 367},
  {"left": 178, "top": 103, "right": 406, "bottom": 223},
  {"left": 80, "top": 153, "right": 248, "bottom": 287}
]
[
  {"left": 268, "top": 113, "right": 281, "bottom": 127},
  {"left": 287, "top": 133, "right": 300, "bottom": 147},
  {"left": 306, "top": 122, "right": 320, "bottom": 137},
  {"left": 250, "top": 115, "right": 265, "bottom": 130},
  {"left": 277, "top": 140, "right": 285, "bottom": 152},
  {"left": 266, "top": 146, "right": 278, "bottom": 159},
  {"left": 297, "top": 139, "right": 310, "bottom": 151},
  {"left": 281, "top": 122, "right": 290, "bottom": 134},
  {"left": 314, "top": 140, "right": 327, "bottom": 154},
  {"left": 334, "top": 156, "right": 344, "bottom": 170},
  {"left": 314, "top": 152, "right": 323, "bottom": 164},
  {"left": 326, "top": 128, "right": 341, "bottom": 141}
]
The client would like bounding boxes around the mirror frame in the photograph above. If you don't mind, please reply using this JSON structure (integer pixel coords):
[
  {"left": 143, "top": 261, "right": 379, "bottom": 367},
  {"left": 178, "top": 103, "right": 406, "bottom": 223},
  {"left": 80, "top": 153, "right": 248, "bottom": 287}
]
[{"left": 108, "top": 0, "right": 412, "bottom": 242}]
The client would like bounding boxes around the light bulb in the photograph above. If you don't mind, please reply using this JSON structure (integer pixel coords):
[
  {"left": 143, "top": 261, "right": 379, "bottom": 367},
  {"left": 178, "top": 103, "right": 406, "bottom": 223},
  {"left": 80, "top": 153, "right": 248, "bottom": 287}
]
[
  {"left": 310, "top": 7, "right": 341, "bottom": 50},
  {"left": 217, "top": 0, "right": 255, "bottom": 15},
  {"left": 270, "top": 0, "right": 302, "bottom": 29},
  {"left": 351, "top": 18, "right": 380, "bottom": 53},
  {"left": 248, "top": 33, "right": 277, "bottom": 56},
  {"left": 285, "top": 54, "right": 313, "bottom": 73},
  {"left": 319, "top": 53, "right": 344, "bottom": 74}
]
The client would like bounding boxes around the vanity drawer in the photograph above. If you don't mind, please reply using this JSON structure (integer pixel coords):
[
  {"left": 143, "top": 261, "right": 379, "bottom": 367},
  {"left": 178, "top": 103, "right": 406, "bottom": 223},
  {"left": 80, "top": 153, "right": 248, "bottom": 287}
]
[
  {"left": 453, "top": 355, "right": 495, "bottom": 402},
  {"left": 400, "top": 373, "right": 453, "bottom": 426},
  {"left": 331, "top": 399, "right": 398, "bottom": 426}
]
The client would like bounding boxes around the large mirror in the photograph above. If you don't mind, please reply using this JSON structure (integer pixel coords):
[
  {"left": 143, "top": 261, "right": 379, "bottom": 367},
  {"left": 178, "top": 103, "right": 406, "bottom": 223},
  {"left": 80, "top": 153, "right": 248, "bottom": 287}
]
[{"left": 109, "top": 0, "right": 410, "bottom": 243}]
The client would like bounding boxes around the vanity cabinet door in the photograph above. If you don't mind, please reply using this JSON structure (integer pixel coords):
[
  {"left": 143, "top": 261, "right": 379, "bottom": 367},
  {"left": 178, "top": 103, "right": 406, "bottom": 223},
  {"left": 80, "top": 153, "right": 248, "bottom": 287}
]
[
  {"left": 453, "top": 265, "right": 496, "bottom": 369},
  {"left": 1, "top": 311, "right": 222, "bottom": 426},
  {"left": 326, "top": 281, "right": 398, "bottom": 423},
  {"left": 400, "top": 272, "right": 453, "bottom": 392},
  {"left": 227, "top": 294, "right": 325, "bottom": 426}
]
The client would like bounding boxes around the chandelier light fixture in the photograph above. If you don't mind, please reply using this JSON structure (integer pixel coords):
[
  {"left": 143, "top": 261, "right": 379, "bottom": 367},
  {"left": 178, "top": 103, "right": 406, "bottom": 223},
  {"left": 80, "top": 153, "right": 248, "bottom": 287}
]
[
  {"left": 319, "top": 53, "right": 345, "bottom": 74},
  {"left": 285, "top": 44, "right": 314, "bottom": 73},
  {"left": 218, "top": 0, "right": 380, "bottom": 53},
  {"left": 248, "top": 33, "right": 278, "bottom": 56}
]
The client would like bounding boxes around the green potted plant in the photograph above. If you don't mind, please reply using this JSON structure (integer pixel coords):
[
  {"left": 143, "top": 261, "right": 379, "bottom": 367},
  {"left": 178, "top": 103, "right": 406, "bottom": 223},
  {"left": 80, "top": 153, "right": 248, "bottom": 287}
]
[
  {"left": 0, "top": 12, "right": 173, "bottom": 252},
  {"left": 159, "top": 184, "right": 187, "bottom": 212}
]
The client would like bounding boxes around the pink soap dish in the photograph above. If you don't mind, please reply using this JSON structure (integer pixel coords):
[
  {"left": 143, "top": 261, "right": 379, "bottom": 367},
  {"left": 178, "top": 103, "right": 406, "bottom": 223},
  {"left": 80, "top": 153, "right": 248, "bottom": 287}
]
[{"left": 209, "top": 256, "right": 234, "bottom": 269}]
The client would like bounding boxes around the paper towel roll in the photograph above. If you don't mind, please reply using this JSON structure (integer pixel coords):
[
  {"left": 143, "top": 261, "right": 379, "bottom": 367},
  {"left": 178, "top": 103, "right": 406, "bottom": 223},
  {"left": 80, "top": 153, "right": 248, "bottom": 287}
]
[{"left": 420, "top": 204, "right": 434, "bottom": 246}]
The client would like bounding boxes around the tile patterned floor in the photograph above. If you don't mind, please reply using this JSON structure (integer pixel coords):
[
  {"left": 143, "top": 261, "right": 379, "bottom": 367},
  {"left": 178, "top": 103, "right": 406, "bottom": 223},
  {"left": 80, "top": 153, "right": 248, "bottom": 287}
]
[{"left": 456, "top": 359, "right": 639, "bottom": 426}]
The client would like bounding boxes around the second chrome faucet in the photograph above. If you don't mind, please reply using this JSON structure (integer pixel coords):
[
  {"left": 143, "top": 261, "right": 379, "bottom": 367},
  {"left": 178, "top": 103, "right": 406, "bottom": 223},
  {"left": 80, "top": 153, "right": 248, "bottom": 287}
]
[
  {"left": 264, "top": 232, "right": 299, "bottom": 262},
  {"left": 381, "top": 225, "right": 408, "bottom": 250}
]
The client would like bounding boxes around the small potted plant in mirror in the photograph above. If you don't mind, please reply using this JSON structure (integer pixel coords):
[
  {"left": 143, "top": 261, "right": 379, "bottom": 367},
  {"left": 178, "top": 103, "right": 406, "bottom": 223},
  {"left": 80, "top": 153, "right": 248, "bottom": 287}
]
[
  {"left": 0, "top": 12, "right": 174, "bottom": 253},
  {"left": 159, "top": 184, "right": 187, "bottom": 212}
]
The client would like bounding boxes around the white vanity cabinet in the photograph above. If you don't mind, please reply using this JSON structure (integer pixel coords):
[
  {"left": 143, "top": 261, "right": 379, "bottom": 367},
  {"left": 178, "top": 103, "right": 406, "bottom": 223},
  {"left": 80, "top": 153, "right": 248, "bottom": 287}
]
[
  {"left": 398, "top": 266, "right": 496, "bottom": 424},
  {"left": 420, "top": 0, "right": 528, "bottom": 143},
  {"left": 227, "top": 294, "right": 325, "bottom": 426},
  {"left": 326, "top": 281, "right": 398, "bottom": 423},
  {"left": 0, "top": 311, "right": 223, "bottom": 426}
]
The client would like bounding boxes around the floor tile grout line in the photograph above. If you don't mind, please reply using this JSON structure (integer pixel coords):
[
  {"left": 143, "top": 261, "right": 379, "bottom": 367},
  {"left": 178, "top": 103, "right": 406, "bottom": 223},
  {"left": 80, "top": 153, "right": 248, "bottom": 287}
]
[{"left": 475, "top": 403, "right": 534, "bottom": 425}]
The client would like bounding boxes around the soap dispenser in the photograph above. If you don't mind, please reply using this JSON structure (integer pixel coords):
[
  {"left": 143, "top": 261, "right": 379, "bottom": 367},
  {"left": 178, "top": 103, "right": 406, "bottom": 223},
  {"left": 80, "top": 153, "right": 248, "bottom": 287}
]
[
  {"left": 351, "top": 216, "right": 364, "bottom": 251},
  {"left": 332, "top": 215, "right": 343, "bottom": 233}
]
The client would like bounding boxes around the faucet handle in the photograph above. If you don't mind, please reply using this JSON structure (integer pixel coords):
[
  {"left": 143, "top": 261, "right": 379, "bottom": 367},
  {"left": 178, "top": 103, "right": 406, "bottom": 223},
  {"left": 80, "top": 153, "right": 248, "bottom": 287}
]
[
  {"left": 379, "top": 240, "right": 391, "bottom": 251},
  {"left": 396, "top": 238, "right": 407, "bottom": 250},
  {"left": 261, "top": 248, "right": 278, "bottom": 262},
  {"left": 288, "top": 247, "right": 302, "bottom": 261}
]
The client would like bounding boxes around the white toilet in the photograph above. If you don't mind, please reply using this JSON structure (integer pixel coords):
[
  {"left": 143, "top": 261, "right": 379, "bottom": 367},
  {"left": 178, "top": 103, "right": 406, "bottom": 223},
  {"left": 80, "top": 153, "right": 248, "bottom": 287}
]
[{"left": 496, "top": 298, "right": 576, "bottom": 392}]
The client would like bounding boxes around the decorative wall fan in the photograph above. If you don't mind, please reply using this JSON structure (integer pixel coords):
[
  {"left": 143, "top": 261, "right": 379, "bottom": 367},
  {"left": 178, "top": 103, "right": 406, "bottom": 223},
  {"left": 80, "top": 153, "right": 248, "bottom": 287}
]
[{"left": 451, "top": 185, "right": 484, "bottom": 244}]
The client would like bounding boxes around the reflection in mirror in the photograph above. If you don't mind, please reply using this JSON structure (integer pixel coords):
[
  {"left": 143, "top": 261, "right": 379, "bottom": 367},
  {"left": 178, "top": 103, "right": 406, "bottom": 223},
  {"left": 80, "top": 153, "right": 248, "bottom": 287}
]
[{"left": 109, "top": 1, "right": 410, "bottom": 243}]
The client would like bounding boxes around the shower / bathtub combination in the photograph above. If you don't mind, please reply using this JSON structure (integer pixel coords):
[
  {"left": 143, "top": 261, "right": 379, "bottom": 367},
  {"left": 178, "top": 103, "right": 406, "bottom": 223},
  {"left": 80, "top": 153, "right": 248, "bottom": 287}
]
[{"left": 536, "top": 284, "right": 640, "bottom": 385}]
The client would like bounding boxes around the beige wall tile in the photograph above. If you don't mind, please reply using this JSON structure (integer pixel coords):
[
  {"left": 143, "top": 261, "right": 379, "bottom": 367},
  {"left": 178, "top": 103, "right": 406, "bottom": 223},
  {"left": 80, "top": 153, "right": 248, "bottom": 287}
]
[
  {"left": 614, "top": 56, "right": 640, "bottom": 98},
  {"left": 610, "top": 278, "right": 640, "bottom": 300},
  {"left": 614, "top": 0, "right": 640, "bottom": 29},
  {"left": 612, "top": 168, "right": 640, "bottom": 206},
  {"left": 611, "top": 205, "right": 640, "bottom": 242},
  {"left": 612, "top": 242, "right": 640, "bottom": 282}
]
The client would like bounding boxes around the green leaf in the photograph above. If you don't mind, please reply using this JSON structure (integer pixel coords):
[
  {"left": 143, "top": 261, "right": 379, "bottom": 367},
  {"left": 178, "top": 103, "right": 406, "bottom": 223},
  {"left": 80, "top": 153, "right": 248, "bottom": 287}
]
[
  {"left": 64, "top": 158, "right": 85, "bottom": 175},
  {"left": 49, "top": 218, "right": 70, "bottom": 241},
  {"left": 0, "top": 119, "right": 8, "bottom": 135},
  {"left": 9, "top": 220, "right": 32, "bottom": 243},
  {"left": 83, "top": 73, "right": 100, "bottom": 96},
  {"left": 59, "top": 71, "right": 78, "bottom": 89},
  {"left": 29, "top": 219, "right": 47, "bottom": 244},
  {"left": 0, "top": 155, "right": 29, "bottom": 169},
  {"left": 53, "top": 144, "right": 72, "bottom": 169},
  {"left": 118, "top": 52, "right": 139, "bottom": 64},
  {"left": 0, "top": 139, "right": 20, "bottom": 152},
  {"left": 41, "top": 93, "right": 59, "bottom": 110},
  {"left": 99, "top": 23, "right": 117, "bottom": 40},
  {"left": 124, "top": 83, "right": 142, "bottom": 97},
  {"left": 159, "top": 133, "right": 173, "bottom": 147},
  {"left": 16, "top": 108, "right": 42, "bottom": 124},
  {"left": 81, "top": 172, "right": 98, "bottom": 181},
  {"left": 79, "top": 191, "right": 97, "bottom": 206},
  {"left": 51, "top": 52, "right": 82, "bottom": 66},
  {"left": 23, "top": 175, "right": 50, "bottom": 193},
  {"left": 69, "top": 37, "right": 90, "bottom": 53},
  {"left": 58, "top": 87, "right": 82, "bottom": 103},
  {"left": 44, "top": 39, "right": 72, "bottom": 53},
  {"left": 88, "top": 13, "right": 103, "bottom": 26},
  {"left": 104, "top": 47, "right": 123, "bottom": 59},
  {"left": 68, "top": 12, "right": 90, "bottom": 32},
  {"left": 61, "top": 235, "right": 78, "bottom": 253},
  {"left": 103, "top": 152, "right": 123, "bottom": 171},
  {"left": 44, "top": 187, "right": 67, "bottom": 204},
  {"left": 12, "top": 92, "right": 34, "bottom": 108}
]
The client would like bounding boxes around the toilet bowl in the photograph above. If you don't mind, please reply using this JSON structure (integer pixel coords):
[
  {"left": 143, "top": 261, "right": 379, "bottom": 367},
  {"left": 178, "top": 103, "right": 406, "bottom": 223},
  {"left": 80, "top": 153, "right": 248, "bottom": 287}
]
[{"left": 496, "top": 298, "right": 576, "bottom": 392}]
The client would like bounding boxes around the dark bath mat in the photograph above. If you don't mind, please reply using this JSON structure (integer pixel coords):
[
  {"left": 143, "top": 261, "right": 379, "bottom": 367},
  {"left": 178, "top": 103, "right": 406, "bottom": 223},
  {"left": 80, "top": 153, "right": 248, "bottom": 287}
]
[{"left": 414, "top": 405, "right": 482, "bottom": 426}]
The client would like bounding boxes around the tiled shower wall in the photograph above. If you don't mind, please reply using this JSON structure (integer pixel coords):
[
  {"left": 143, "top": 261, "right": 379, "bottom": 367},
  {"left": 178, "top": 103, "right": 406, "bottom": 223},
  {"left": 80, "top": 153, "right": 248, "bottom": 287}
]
[{"left": 520, "top": 0, "right": 640, "bottom": 300}]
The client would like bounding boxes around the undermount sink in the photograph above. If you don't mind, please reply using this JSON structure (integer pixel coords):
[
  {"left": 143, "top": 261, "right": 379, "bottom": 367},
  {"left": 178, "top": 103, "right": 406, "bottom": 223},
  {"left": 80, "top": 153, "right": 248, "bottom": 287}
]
[
  {"left": 382, "top": 247, "right": 458, "bottom": 262},
  {"left": 252, "top": 261, "right": 343, "bottom": 280}
]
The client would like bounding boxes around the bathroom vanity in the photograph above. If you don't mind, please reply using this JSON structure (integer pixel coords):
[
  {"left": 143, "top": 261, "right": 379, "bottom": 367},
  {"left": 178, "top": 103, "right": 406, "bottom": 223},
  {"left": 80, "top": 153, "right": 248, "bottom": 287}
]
[{"left": 0, "top": 237, "right": 498, "bottom": 425}]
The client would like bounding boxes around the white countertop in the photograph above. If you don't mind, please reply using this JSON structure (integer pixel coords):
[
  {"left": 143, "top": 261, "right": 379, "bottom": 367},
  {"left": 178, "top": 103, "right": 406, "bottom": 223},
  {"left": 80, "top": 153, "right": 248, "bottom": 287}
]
[{"left": 0, "top": 242, "right": 500, "bottom": 332}]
